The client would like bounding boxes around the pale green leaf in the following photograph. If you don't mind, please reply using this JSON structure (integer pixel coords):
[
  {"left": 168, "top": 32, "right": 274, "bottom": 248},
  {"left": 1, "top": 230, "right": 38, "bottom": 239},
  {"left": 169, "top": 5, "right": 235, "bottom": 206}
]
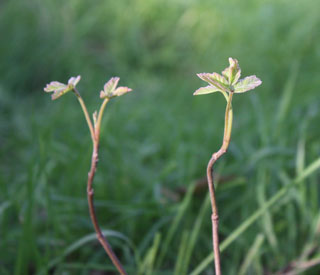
[
  {"left": 44, "top": 75, "right": 81, "bottom": 100},
  {"left": 51, "top": 89, "right": 71, "bottom": 100},
  {"left": 44, "top": 81, "right": 71, "bottom": 100},
  {"left": 197, "top": 73, "right": 229, "bottom": 92},
  {"left": 234, "top": 75, "right": 262, "bottom": 93},
  {"left": 193, "top": 85, "right": 220, "bottom": 95},
  {"left": 113, "top": 86, "right": 132, "bottom": 97},
  {"left": 44, "top": 81, "right": 67, "bottom": 92}
]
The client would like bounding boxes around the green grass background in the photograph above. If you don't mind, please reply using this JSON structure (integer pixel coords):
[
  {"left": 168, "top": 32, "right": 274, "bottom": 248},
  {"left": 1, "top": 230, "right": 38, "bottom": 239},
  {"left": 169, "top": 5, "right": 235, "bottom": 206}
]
[{"left": 1, "top": 0, "right": 320, "bottom": 274}]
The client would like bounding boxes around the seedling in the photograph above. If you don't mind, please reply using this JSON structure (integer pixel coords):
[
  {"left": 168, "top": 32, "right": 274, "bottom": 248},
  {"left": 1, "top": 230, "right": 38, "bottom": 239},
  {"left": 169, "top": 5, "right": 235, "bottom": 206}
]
[
  {"left": 44, "top": 76, "right": 131, "bottom": 275},
  {"left": 194, "top": 58, "right": 262, "bottom": 275}
]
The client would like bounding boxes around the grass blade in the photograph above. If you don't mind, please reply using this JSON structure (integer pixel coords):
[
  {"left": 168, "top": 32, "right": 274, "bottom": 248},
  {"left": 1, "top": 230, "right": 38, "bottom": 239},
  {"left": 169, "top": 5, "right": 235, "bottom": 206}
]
[
  {"left": 139, "top": 233, "right": 161, "bottom": 275},
  {"left": 239, "top": 233, "right": 265, "bottom": 275},
  {"left": 180, "top": 194, "right": 211, "bottom": 275},
  {"left": 156, "top": 183, "right": 195, "bottom": 268},
  {"left": 46, "top": 230, "right": 134, "bottom": 272},
  {"left": 174, "top": 231, "right": 190, "bottom": 275}
]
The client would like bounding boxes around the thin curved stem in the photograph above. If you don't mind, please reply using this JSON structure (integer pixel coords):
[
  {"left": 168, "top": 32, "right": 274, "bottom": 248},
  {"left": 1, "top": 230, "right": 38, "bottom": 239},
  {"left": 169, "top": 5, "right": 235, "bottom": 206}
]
[
  {"left": 95, "top": 98, "right": 109, "bottom": 137},
  {"left": 207, "top": 92, "right": 233, "bottom": 275},
  {"left": 73, "top": 88, "right": 95, "bottom": 141},
  {"left": 73, "top": 92, "right": 126, "bottom": 274}
]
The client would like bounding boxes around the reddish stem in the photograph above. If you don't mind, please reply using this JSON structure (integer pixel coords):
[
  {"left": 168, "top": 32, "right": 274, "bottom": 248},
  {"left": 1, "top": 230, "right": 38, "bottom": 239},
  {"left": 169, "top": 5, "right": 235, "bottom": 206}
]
[
  {"left": 74, "top": 92, "right": 126, "bottom": 274},
  {"left": 87, "top": 141, "right": 127, "bottom": 275}
]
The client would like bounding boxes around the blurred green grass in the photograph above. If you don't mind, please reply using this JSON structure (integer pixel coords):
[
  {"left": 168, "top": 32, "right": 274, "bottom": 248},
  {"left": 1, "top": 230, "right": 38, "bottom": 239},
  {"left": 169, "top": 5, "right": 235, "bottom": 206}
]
[{"left": 1, "top": 0, "right": 320, "bottom": 274}]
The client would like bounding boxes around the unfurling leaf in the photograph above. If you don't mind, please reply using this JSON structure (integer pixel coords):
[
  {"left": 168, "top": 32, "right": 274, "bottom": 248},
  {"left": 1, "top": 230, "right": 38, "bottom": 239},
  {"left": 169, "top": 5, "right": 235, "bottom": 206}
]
[
  {"left": 101, "top": 77, "right": 120, "bottom": 98},
  {"left": 234, "top": 75, "right": 262, "bottom": 93},
  {"left": 193, "top": 85, "right": 220, "bottom": 95},
  {"left": 222, "top": 58, "right": 241, "bottom": 85},
  {"left": 68, "top": 75, "right": 81, "bottom": 87},
  {"left": 100, "top": 77, "right": 132, "bottom": 99},
  {"left": 44, "top": 75, "right": 81, "bottom": 100},
  {"left": 93, "top": 111, "right": 98, "bottom": 127}
]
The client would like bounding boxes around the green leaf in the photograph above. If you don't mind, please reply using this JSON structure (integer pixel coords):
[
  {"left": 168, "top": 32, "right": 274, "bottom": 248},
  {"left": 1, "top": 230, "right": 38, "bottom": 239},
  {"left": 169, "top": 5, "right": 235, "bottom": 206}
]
[
  {"left": 193, "top": 85, "right": 220, "bottom": 95},
  {"left": 44, "top": 75, "right": 81, "bottom": 100},
  {"left": 222, "top": 57, "right": 241, "bottom": 85},
  {"left": 100, "top": 77, "right": 132, "bottom": 99},
  {"left": 234, "top": 75, "right": 262, "bottom": 93},
  {"left": 197, "top": 73, "right": 229, "bottom": 92}
]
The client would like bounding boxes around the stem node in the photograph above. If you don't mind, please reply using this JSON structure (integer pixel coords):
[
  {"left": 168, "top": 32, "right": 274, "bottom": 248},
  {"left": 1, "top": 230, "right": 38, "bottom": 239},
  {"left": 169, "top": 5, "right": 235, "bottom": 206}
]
[{"left": 211, "top": 213, "right": 219, "bottom": 221}]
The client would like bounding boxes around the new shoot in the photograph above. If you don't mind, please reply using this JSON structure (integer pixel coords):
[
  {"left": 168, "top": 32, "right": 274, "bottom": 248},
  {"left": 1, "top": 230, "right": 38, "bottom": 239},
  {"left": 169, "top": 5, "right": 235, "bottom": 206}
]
[
  {"left": 44, "top": 76, "right": 132, "bottom": 275},
  {"left": 194, "top": 58, "right": 262, "bottom": 275}
]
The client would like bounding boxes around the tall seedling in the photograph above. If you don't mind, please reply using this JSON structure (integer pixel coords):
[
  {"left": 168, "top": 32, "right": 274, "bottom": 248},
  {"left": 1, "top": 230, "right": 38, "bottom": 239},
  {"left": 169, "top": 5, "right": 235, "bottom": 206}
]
[
  {"left": 44, "top": 76, "right": 131, "bottom": 275},
  {"left": 194, "top": 58, "right": 262, "bottom": 275}
]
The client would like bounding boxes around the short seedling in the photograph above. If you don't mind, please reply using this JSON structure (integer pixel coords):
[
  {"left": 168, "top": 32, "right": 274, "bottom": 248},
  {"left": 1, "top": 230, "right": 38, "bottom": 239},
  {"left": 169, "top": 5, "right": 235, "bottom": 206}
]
[
  {"left": 194, "top": 58, "right": 262, "bottom": 275},
  {"left": 44, "top": 76, "right": 131, "bottom": 275}
]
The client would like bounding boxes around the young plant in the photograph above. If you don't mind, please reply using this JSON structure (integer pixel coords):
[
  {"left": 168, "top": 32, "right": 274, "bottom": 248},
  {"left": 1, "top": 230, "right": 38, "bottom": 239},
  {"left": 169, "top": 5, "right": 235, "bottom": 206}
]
[
  {"left": 44, "top": 76, "right": 132, "bottom": 275},
  {"left": 194, "top": 58, "right": 262, "bottom": 275}
]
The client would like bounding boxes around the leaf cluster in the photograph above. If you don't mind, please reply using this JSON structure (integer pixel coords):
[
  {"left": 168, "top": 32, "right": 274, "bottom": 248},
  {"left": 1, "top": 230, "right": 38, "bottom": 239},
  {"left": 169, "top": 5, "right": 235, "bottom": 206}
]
[
  {"left": 194, "top": 58, "right": 262, "bottom": 97},
  {"left": 44, "top": 76, "right": 132, "bottom": 101}
]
